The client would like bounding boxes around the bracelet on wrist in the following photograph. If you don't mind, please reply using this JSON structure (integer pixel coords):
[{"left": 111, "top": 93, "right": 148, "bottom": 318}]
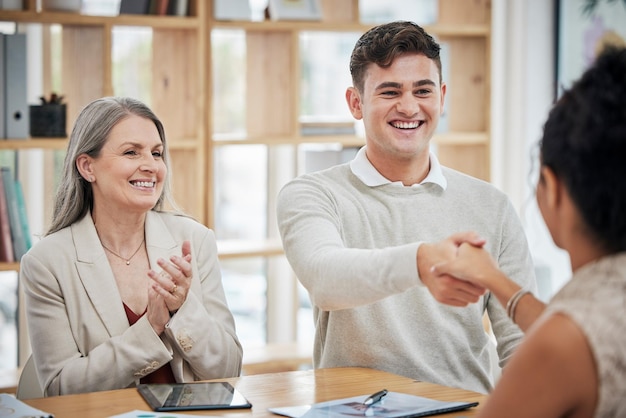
[{"left": 506, "top": 289, "right": 530, "bottom": 322}]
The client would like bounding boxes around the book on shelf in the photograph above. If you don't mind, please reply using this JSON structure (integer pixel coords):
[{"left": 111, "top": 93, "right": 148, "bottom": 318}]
[
  {"left": 15, "top": 179, "right": 32, "bottom": 251},
  {"left": 0, "top": 34, "right": 4, "bottom": 139},
  {"left": 1, "top": 167, "right": 28, "bottom": 262},
  {"left": 214, "top": 0, "right": 252, "bottom": 20},
  {"left": 155, "top": 0, "right": 169, "bottom": 15},
  {"left": 0, "top": 168, "right": 14, "bottom": 262},
  {"left": 167, "top": 0, "right": 188, "bottom": 16},
  {"left": 268, "top": 0, "right": 321, "bottom": 21}
]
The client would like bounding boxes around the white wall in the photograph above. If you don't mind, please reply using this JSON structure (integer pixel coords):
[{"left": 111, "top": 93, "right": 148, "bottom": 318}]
[{"left": 491, "top": 0, "right": 571, "bottom": 300}]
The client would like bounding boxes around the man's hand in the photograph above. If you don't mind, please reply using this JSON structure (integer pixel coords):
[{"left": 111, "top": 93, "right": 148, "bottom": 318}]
[
  {"left": 431, "top": 242, "right": 504, "bottom": 290},
  {"left": 417, "top": 231, "right": 487, "bottom": 307}
]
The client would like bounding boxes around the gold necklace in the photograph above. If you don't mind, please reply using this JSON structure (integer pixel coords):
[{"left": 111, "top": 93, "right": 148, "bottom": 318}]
[{"left": 101, "top": 237, "right": 145, "bottom": 266}]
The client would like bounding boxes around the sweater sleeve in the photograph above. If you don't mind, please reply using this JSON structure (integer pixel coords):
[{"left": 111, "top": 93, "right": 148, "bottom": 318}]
[{"left": 277, "top": 176, "right": 421, "bottom": 311}]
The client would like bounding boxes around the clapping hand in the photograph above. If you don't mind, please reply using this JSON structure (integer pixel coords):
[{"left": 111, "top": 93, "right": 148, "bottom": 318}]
[{"left": 147, "top": 241, "right": 193, "bottom": 334}]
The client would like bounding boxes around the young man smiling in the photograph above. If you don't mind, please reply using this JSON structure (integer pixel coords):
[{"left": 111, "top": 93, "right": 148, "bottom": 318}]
[{"left": 276, "top": 21, "right": 537, "bottom": 394}]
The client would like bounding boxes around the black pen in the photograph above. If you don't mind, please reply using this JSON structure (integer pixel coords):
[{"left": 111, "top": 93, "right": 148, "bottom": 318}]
[{"left": 363, "top": 389, "right": 388, "bottom": 406}]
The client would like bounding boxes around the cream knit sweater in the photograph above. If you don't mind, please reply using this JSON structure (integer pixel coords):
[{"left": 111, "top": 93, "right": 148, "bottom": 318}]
[{"left": 277, "top": 160, "right": 537, "bottom": 394}]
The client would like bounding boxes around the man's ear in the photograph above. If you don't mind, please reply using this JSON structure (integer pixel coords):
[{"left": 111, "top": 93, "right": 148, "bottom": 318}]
[
  {"left": 345, "top": 87, "right": 363, "bottom": 120},
  {"left": 76, "top": 154, "right": 94, "bottom": 182},
  {"left": 439, "top": 82, "right": 447, "bottom": 116}
]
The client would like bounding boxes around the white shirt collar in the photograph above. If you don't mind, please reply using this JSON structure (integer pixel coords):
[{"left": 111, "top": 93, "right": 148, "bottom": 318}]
[{"left": 349, "top": 146, "right": 447, "bottom": 189}]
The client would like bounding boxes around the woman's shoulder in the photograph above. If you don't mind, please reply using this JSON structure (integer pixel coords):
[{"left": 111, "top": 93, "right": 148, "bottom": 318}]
[
  {"left": 150, "top": 211, "right": 213, "bottom": 236},
  {"left": 26, "top": 225, "right": 72, "bottom": 253}
]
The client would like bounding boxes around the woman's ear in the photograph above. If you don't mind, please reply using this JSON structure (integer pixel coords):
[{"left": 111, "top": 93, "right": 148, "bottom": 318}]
[
  {"left": 76, "top": 154, "right": 94, "bottom": 183},
  {"left": 345, "top": 87, "right": 363, "bottom": 120},
  {"left": 540, "top": 166, "right": 562, "bottom": 210}
]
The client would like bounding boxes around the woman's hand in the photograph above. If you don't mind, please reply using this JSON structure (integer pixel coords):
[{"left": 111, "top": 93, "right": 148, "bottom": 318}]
[
  {"left": 431, "top": 241, "right": 503, "bottom": 289},
  {"left": 146, "top": 285, "right": 170, "bottom": 335},
  {"left": 148, "top": 240, "right": 193, "bottom": 318},
  {"left": 417, "top": 231, "right": 488, "bottom": 307}
]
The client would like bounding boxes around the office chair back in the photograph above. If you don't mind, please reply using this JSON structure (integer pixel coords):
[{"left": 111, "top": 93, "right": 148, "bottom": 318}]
[{"left": 16, "top": 356, "right": 43, "bottom": 399}]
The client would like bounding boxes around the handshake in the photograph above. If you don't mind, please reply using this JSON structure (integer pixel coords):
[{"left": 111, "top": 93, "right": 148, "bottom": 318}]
[
  {"left": 418, "top": 231, "right": 540, "bottom": 331},
  {"left": 418, "top": 231, "right": 491, "bottom": 307}
]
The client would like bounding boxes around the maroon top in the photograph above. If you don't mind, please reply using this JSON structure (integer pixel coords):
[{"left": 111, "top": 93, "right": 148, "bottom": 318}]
[{"left": 124, "top": 303, "right": 176, "bottom": 384}]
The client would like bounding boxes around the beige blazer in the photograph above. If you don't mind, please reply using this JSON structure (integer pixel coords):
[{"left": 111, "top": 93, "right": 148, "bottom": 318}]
[{"left": 20, "top": 211, "right": 242, "bottom": 396}]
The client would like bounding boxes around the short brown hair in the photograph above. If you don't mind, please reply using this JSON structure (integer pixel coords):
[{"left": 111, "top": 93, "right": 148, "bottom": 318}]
[{"left": 350, "top": 21, "right": 442, "bottom": 93}]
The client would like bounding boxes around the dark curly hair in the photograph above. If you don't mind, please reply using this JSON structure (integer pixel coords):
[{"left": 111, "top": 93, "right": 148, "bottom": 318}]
[
  {"left": 540, "top": 47, "right": 626, "bottom": 252},
  {"left": 349, "top": 21, "right": 442, "bottom": 93}
]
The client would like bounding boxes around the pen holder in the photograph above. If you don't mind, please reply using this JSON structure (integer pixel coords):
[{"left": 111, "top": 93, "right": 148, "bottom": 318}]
[{"left": 29, "top": 104, "right": 67, "bottom": 137}]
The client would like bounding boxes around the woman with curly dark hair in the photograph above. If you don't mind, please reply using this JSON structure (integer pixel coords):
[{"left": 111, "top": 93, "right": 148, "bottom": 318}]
[{"left": 433, "top": 46, "right": 626, "bottom": 417}]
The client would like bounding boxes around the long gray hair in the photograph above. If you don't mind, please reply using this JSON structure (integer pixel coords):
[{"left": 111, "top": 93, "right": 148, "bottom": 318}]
[{"left": 47, "top": 97, "right": 178, "bottom": 236}]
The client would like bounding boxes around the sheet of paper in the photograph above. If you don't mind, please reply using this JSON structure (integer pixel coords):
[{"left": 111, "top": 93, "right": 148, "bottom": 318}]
[
  {"left": 108, "top": 410, "right": 225, "bottom": 418},
  {"left": 268, "top": 404, "right": 312, "bottom": 417},
  {"left": 0, "top": 393, "right": 53, "bottom": 418},
  {"left": 268, "top": 392, "right": 477, "bottom": 418}
]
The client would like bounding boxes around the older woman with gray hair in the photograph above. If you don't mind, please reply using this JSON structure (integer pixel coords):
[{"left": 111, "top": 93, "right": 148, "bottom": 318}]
[{"left": 21, "top": 97, "right": 242, "bottom": 396}]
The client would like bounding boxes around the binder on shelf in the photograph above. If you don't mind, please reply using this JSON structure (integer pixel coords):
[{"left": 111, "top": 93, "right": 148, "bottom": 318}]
[
  {"left": 0, "top": 0, "right": 23, "bottom": 10},
  {"left": 1, "top": 167, "right": 28, "bottom": 261},
  {"left": 119, "top": 0, "right": 151, "bottom": 14},
  {"left": 3, "top": 33, "right": 29, "bottom": 139},
  {"left": 0, "top": 169, "right": 15, "bottom": 262}
]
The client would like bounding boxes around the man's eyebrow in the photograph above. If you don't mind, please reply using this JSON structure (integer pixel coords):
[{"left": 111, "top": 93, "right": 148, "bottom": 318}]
[
  {"left": 374, "top": 81, "right": 402, "bottom": 90},
  {"left": 414, "top": 79, "right": 436, "bottom": 87},
  {"left": 374, "top": 79, "right": 437, "bottom": 91}
]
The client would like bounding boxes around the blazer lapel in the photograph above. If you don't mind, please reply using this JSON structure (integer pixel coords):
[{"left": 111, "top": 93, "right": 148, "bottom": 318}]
[
  {"left": 72, "top": 213, "right": 129, "bottom": 337},
  {"left": 145, "top": 211, "right": 179, "bottom": 270},
  {"left": 71, "top": 212, "right": 184, "bottom": 341}
]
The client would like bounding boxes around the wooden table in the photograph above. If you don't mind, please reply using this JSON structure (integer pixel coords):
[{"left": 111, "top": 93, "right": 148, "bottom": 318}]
[{"left": 24, "top": 367, "right": 486, "bottom": 418}]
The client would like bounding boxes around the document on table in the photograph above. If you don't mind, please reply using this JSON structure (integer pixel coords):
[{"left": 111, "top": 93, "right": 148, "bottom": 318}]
[
  {"left": 269, "top": 391, "right": 478, "bottom": 418},
  {"left": 0, "top": 393, "right": 53, "bottom": 418},
  {"left": 108, "top": 410, "right": 224, "bottom": 418}
]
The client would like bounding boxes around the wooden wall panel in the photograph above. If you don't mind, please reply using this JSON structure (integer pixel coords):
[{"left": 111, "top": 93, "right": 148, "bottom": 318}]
[
  {"left": 438, "top": 144, "right": 489, "bottom": 182},
  {"left": 61, "top": 26, "right": 105, "bottom": 127},
  {"left": 245, "top": 32, "right": 294, "bottom": 138},
  {"left": 438, "top": 0, "right": 491, "bottom": 24},
  {"left": 441, "top": 37, "right": 488, "bottom": 132},
  {"left": 152, "top": 29, "right": 199, "bottom": 141}
]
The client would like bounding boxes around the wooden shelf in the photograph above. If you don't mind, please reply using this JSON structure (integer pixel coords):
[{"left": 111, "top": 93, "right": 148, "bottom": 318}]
[
  {"left": 0, "top": 139, "right": 68, "bottom": 149},
  {"left": 213, "top": 134, "right": 365, "bottom": 147},
  {"left": 0, "top": 262, "right": 20, "bottom": 272},
  {"left": 0, "top": 10, "right": 199, "bottom": 28},
  {"left": 0, "top": 0, "right": 492, "bottom": 266},
  {"left": 0, "top": 239, "right": 286, "bottom": 270},
  {"left": 212, "top": 20, "right": 489, "bottom": 37},
  {"left": 434, "top": 132, "right": 489, "bottom": 146},
  {"left": 0, "top": 138, "right": 198, "bottom": 150},
  {"left": 217, "top": 239, "right": 285, "bottom": 260}
]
